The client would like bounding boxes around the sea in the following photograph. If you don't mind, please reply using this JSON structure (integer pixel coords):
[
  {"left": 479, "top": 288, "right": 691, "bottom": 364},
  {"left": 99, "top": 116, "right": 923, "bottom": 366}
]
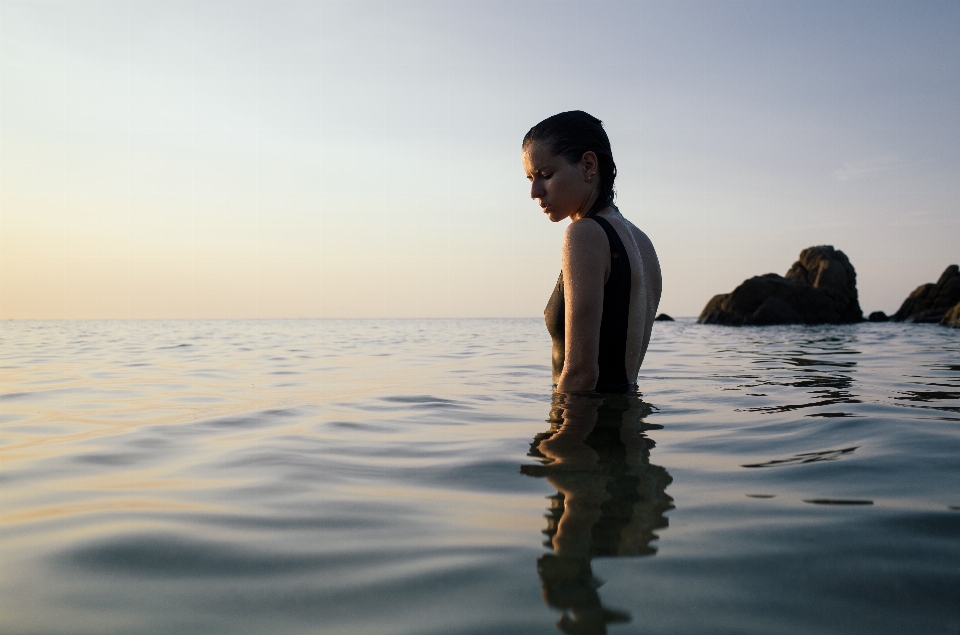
[{"left": 1, "top": 318, "right": 959, "bottom": 635}]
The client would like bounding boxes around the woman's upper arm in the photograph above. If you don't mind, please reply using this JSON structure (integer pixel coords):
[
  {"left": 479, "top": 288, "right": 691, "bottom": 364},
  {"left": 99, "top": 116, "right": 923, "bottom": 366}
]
[{"left": 558, "top": 220, "right": 608, "bottom": 391}]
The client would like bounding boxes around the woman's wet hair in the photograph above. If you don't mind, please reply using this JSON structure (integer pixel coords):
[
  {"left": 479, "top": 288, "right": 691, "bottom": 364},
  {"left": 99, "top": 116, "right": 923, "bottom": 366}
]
[{"left": 523, "top": 110, "right": 617, "bottom": 217}]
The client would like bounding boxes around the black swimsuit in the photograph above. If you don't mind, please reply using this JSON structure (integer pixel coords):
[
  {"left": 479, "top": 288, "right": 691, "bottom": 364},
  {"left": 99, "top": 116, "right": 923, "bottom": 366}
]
[{"left": 544, "top": 215, "right": 634, "bottom": 393}]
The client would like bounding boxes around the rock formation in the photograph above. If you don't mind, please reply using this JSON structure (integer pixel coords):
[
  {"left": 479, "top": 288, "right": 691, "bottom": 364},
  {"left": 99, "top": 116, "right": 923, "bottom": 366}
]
[
  {"left": 941, "top": 301, "right": 960, "bottom": 328},
  {"left": 654, "top": 313, "right": 674, "bottom": 322},
  {"left": 868, "top": 311, "right": 888, "bottom": 322},
  {"left": 891, "top": 265, "right": 960, "bottom": 323},
  {"left": 698, "top": 246, "right": 863, "bottom": 326}
]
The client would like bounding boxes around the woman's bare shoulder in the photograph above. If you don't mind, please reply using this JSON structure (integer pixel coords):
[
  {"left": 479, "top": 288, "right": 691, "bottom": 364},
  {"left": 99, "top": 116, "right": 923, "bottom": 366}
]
[
  {"left": 561, "top": 218, "right": 610, "bottom": 278},
  {"left": 563, "top": 216, "right": 608, "bottom": 249}
]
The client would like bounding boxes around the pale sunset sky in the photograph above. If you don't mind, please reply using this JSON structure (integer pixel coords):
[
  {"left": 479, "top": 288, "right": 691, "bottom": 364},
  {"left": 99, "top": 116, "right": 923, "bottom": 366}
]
[{"left": 2, "top": 0, "right": 958, "bottom": 319}]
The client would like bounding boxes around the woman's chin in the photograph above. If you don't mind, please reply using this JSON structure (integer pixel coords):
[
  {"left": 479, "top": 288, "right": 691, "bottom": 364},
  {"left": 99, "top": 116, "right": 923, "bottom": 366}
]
[{"left": 546, "top": 211, "right": 566, "bottom": 223}]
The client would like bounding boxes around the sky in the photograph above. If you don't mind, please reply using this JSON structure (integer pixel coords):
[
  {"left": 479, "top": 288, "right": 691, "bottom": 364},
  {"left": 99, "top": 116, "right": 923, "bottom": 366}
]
[{"left": 1, "top": 0, "right": 958, "bottom": 319}]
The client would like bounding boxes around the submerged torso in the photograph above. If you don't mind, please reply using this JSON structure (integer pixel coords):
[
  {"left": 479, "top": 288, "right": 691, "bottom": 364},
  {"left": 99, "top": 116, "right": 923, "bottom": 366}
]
[{"left": 545, "top": 210, "right": 661, "bottom": 392}]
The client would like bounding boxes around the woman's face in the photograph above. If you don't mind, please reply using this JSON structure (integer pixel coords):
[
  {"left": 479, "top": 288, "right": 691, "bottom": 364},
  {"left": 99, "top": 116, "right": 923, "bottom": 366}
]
[{"left": 522, "top": 141, "right": 598, "bottom": 223}]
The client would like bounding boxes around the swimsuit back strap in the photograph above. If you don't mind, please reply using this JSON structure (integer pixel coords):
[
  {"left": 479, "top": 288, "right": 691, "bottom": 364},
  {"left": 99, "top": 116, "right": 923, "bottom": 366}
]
[{"left": 590, "top": 215, "right": 632, "bottom": 390}]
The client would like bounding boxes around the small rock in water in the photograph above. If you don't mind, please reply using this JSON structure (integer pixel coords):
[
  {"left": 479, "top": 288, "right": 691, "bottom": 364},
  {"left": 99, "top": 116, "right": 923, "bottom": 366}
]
[
  {"left": 654, "top": 313, "right": 674, "bottom": 321},
  {"left": 892, "top": 264, "right": 960, "bottom": 324},
  {"left": 868, "top": 311, "right": 889, "bottom": 322},
  {"left": 941, "top": 301, "right": 960, "bottom": 328},
  {"left": 697, "top": 245, "right": 863, "bottom": 326}
]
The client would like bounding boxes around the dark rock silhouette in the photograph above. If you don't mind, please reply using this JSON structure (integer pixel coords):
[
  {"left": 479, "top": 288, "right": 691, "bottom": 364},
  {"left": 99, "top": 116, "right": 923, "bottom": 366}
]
[
  {"left": 698, "top": 246, "right": 863, "bottom": 326},
  {"left": 868, "top": 311, "right": 889, "bottom": 322},
  {"left": 892, "top": 265, "right": 960, "bottom": 323},
  {"left": 654, "top": 313, "right": 674, "bottom": 321},
  {"left": 941, "top": 301, "right": 960, "bottom": 328}
]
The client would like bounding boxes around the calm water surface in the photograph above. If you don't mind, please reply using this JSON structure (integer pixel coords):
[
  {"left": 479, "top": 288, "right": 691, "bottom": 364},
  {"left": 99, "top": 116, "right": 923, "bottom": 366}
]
[{"left": 1, "top": 319, "right": 959, "bottom": 634}]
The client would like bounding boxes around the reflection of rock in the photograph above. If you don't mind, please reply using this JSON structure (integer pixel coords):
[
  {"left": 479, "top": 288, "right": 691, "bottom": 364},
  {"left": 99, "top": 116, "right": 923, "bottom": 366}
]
[
  {"left": 868, "top": 311, "right": 888, "bottom": 322},
  {"left": 698, "top": 246, "right": 863, "bottom": 326},
  {"left": 941, "top": 301, "right": 960, "bottom": 328},
  {"left": 654, "top": 313, "right": 674, "bottom": 321},
  {"left": 892, "top": 265, "right": 960, "bottom": 324}
]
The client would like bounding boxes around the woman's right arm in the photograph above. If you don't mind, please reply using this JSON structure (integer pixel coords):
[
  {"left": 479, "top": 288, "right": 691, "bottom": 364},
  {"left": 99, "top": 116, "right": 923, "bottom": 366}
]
[{"left": 556, "top": 219, "right": 608, "bottom": 393}]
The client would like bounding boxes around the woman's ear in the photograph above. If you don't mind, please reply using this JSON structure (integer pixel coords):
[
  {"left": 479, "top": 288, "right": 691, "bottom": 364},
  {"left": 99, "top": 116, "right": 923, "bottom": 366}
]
[{"left": 579, "top": 151, "right": 598, "bottom": 182}]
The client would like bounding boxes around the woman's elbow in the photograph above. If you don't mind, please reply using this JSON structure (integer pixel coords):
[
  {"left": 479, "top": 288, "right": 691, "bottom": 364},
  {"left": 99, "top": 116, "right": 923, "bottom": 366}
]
[{"left": 557, "top": 363, "right": 599, "bottom": 393}]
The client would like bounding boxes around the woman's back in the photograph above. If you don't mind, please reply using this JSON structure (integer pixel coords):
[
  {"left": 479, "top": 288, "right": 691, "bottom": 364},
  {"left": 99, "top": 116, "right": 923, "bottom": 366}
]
[
  {"left": 610, "top": 211, "right": 661, "bottom": 383},
  {"left": 545, "top": 208, "right": 661, "bottom": 390}
]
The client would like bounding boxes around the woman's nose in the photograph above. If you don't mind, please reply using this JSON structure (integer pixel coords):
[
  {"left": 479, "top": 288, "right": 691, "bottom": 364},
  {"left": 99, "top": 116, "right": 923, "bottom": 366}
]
[{"left": 530, "top": 180, "right": 545, "bottom": 199}]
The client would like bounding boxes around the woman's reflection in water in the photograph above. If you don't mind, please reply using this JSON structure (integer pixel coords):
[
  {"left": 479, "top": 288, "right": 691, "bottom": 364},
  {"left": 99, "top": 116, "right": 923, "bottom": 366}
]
[{"left": 521, "top": 392, "right": 674, "bottom": 635}]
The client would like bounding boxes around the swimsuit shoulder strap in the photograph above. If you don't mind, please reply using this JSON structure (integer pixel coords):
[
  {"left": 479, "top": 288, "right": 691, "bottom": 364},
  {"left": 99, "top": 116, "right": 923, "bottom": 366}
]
[{"left": 589, "top": 215, "right": 629, "bottom": 265}]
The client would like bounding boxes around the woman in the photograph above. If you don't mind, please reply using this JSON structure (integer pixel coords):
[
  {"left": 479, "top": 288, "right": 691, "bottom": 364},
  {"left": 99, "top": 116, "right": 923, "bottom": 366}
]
[{"left": 522, "top": 111, "right": 661, "bottom": 393}]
